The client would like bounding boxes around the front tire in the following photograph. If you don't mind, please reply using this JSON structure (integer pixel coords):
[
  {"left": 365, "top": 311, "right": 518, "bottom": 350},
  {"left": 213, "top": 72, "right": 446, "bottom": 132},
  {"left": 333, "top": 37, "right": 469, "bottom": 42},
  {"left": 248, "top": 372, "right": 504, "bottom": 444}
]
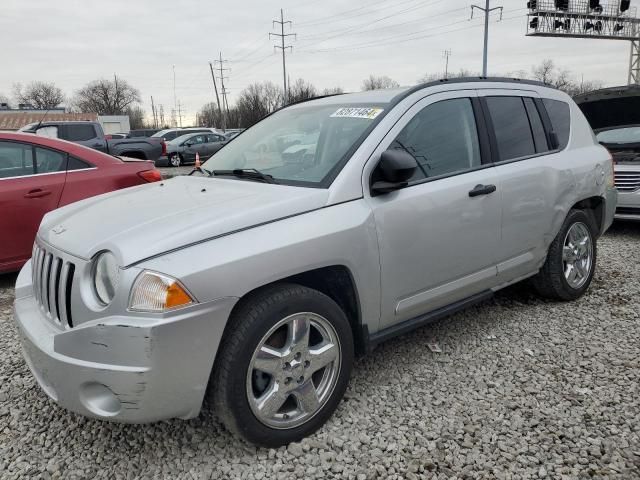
[
  {"left": 210, "top": 284, "right": 354, "bottom": 447},
  {"left": 532, "top": 209, "right": 597, "bottom": 301}
]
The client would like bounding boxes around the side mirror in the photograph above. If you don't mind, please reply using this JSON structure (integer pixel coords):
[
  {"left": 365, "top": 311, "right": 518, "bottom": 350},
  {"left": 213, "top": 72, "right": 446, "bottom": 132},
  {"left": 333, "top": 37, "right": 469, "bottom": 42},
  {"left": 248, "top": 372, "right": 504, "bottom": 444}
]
[
  {"left": 185, "top": 141, "right": 192, "bottom": 147},
  {"left": 371, "top": 149, "right": 417, "bottom": 195}
]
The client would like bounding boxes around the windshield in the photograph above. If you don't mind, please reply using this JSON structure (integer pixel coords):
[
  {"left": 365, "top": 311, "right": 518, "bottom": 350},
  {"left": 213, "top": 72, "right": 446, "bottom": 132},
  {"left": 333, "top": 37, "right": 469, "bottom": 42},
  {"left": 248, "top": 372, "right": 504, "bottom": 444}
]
[
  {"left": 202, "top": 103, "right": 386, "bottom": 186},
  {"left": 597, "top": 126, "right": 640, "bottom": 144}
]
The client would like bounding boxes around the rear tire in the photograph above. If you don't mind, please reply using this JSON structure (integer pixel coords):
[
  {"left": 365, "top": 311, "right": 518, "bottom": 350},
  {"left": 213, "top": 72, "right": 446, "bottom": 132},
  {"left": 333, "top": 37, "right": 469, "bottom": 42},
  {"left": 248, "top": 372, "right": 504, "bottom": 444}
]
[
  {"left": 531, "top": 209, "right": 597, "bottom": 301},
  {"left": 169, "top": 153, "right": 182, "bottom": 167},
  {"left": 209, "top": 283, "right": 354, "bottom": 447}
]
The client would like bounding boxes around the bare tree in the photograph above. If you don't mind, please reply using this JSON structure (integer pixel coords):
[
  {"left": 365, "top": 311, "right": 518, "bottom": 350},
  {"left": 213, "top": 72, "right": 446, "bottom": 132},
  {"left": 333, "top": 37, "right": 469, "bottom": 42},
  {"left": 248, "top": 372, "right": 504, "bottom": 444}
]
[
  {"left": 529, "top": 59, "right": 603, "bottom": 96},
  {"left": 0, "top": 93, "right": 10, "bottom": 108},
  {"left": 13, "top": 81, "right": 65, "bottom": 109},
  {"left": 235, "top": 82, "right": 283, "bottom": 127},
  {"left": 418, "top": 69, "right": 479, "bottom": 83},
  {"left": 288, "top": 79, "right": 317, "bottom": 104},
  {"left": 125, "top": 105, "right": 147, "bottom": 130},
  {"left": 321, "top": 86, "right": 344, "bottom": 96},
  {"left": 362, "top": 75, "right": 400, "bottom": 91},
  {"left": 73, "top": 77, "right": 141, "bottom": 115}
]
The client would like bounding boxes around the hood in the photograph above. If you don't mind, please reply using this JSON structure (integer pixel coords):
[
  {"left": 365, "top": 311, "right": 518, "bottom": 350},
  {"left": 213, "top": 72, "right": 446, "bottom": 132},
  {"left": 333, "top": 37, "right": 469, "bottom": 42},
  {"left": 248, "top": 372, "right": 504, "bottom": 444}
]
[
  {"left": 39, "top": 176, "right": 329, "bottom": 266},
  {"left": 574, "top": 85, "right": 640, "bottom": 131}
]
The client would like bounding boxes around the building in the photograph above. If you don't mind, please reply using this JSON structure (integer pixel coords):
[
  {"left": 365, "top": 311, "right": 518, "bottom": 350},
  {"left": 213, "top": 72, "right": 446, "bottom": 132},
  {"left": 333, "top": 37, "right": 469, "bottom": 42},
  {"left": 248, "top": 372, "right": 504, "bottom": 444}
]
[{"left": 0, "top": 105, "right": 130, "bottom": 133}]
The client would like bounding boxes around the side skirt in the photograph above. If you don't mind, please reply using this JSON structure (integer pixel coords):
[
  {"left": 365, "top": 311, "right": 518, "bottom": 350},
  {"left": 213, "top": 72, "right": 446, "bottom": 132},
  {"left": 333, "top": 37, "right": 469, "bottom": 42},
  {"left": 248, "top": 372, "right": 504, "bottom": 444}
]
[{"left": 364, "top": 290, "right": 494, "bottom": 352}]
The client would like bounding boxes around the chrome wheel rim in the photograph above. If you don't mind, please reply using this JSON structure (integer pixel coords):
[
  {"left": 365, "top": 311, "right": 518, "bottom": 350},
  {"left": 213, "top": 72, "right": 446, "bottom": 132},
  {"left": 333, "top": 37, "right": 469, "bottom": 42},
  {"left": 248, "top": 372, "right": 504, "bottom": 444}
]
[
  {"left": 170, "top": 154, "right": 180, "bottom": 167},
  {"left": 562, "top": 222, "right": 593, "bottom": 289},
  {"left": 246, "top": 312, "right": 341, "bottom": 429}
]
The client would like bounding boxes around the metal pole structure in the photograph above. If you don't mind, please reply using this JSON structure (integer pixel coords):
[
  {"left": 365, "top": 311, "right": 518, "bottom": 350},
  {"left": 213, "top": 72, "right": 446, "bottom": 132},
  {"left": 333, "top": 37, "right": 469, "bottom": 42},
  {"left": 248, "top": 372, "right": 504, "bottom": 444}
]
[
  {"left": 172, "top": 65, "right": 178, "bottom": 127},
  {"left": 150, "top": 95, "right": 157, "bottom": 128},
  {"left": 630, "top": 39, "right": 640, "bottom": 85},
  {"left": 209, "top": 61, "right": 224, "bottom": 129},
  {"left": 443, "top": 50, "right": 452, "bottom": 78},
  {"left": 471, "top": 1, "right": 502, "bottom": 76},
  {"left": 270, "top": 9, "right": 296, "bottom": 106},
  {"left": 217, "top": 52, "right": 231, "bottom": 131},
  {"left": 280, "top": 9, "right": 287, "bottom": 103}
]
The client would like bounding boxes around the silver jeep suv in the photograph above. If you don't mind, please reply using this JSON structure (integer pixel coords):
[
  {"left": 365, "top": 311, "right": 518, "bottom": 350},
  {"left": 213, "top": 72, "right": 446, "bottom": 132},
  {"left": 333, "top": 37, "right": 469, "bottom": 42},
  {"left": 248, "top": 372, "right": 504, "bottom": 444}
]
[{"left": 14, "top": 78, "right": 616, "bottom": 446}]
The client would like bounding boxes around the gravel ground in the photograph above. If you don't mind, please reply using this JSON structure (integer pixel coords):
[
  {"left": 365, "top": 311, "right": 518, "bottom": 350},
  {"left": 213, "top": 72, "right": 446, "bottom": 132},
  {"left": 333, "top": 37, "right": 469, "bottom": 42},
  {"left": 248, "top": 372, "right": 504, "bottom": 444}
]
[{"left": 1, "top": 223, "right": 639, "bottom": 480}]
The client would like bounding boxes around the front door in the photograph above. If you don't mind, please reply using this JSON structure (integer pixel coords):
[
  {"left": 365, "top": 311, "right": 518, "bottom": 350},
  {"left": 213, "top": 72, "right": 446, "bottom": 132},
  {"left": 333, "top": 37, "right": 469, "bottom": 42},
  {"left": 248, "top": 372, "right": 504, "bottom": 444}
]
[
  {"left": 0, "top": 142, "right": 66, "bottom": 271},
  {"left": 365, "top": 92, "right": 502, "bottom": 329}
]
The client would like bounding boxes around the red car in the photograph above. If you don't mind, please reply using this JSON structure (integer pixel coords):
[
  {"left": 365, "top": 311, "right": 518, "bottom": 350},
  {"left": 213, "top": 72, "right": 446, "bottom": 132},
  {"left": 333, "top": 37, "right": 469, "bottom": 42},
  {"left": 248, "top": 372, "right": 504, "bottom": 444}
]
[{"left": 0, "top": 132, "right": 162, "bottom": 273}]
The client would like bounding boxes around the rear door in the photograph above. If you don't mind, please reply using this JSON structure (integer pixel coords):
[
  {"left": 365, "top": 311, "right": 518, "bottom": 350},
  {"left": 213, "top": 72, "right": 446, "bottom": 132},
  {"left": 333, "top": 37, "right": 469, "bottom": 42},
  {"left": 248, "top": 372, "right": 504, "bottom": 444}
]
[
  {"left": 478, "top": 90, "right": 572, "bottom": 282},
  {"left": 0, "top": 141, "right": 66, "bottom": 270}
]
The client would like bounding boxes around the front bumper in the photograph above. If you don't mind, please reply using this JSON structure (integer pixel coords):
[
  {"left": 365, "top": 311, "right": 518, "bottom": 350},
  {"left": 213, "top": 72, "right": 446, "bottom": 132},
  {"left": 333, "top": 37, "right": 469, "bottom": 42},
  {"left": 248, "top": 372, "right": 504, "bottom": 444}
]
[
  {"left": 615, "top": 189, "right": 640, "bottom": 221},
  {"left": 13, "top": 261, "right": 237, "bottom": 423}
]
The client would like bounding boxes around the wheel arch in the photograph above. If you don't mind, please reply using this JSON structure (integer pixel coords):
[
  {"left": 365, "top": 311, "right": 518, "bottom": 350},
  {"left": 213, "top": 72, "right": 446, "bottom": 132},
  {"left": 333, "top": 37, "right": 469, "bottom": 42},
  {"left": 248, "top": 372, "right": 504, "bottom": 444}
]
[
  {"left": 570, "top": 195, "right": 605, "bottom": 236},
  {"left": 224, "top": 265, "right": 366, "bottom": 356}
]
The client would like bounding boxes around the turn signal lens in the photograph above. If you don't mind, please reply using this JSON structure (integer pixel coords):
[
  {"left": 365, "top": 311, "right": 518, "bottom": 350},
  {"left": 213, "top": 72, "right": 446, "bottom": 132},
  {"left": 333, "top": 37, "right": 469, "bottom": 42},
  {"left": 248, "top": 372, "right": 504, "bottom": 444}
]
[{"left": 129, "top": 271, "right": 194, "bottom": 312}]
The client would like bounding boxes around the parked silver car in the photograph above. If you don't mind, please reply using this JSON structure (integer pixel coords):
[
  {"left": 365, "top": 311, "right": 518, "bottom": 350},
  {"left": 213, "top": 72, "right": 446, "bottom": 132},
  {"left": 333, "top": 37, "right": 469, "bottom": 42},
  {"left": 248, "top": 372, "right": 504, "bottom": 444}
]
[{"left": 14, "top": 78, "right": 616, "bottom": 447}]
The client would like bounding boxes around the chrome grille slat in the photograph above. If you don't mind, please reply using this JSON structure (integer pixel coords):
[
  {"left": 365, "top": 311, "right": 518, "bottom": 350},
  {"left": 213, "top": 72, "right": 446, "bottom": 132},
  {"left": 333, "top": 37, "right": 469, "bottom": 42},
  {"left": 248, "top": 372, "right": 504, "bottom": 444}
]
[
  {"left": 58, "top": 263, "right": 71, "bottom": 327},
  {"left": 41, "top": 254, "right": 52, "bottom": 315},
  {"left": 614, "top": 170, "right": 640, "bottom": 192},
  {"left": 49, "top": 257, "right": 61, "bottom": 322},
  {"left": 32, "top": 243, "right": 75, "bottom": 329}
]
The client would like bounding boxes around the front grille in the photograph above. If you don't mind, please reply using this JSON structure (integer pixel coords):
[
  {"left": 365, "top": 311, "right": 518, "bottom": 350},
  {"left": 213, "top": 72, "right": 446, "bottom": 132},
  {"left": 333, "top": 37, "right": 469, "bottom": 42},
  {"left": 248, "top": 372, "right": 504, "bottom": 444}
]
[
  {"left": 614, "top": 170, "right": 640, "bottom": 192},
  {"left": 32, "top": 244, "right": 75, "bottom": 328}
]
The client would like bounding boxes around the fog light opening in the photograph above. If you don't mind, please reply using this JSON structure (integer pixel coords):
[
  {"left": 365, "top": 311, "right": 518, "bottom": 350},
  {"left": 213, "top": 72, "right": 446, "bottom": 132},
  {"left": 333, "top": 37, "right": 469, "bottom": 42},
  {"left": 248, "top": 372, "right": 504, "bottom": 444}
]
[{"left": 79, "top": 382, "right": 121, "bottom": 417}]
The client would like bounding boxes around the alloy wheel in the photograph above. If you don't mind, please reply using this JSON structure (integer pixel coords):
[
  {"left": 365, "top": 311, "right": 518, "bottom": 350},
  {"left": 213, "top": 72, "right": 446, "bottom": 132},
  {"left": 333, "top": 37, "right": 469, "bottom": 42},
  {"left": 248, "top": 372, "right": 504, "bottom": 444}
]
[
  {"left": 562, "top": 222, "right": 593, "bottom": 289},
  {"left": 246, "top": 312, "right": 341, "bottom": 429}
]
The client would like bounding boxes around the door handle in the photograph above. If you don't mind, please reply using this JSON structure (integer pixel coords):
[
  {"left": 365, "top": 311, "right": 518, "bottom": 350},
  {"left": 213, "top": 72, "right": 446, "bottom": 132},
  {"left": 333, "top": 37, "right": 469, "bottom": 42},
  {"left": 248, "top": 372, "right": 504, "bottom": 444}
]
[
  {"left": 24, "top": 189, "right": 52, "bottom": 199},
  {"left": 468, "top": 184, "right": 497, "bottom": 197}
]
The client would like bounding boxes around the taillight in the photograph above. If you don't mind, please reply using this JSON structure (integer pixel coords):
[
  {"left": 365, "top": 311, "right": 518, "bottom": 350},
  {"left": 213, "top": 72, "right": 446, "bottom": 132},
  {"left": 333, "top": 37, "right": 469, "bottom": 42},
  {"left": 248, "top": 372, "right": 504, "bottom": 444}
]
[
  {"left": 161, "top": 140, "right": 167, "bottom": 155},
  {"left": 138, "top": 169, "right": 162, "bottom": 183}
]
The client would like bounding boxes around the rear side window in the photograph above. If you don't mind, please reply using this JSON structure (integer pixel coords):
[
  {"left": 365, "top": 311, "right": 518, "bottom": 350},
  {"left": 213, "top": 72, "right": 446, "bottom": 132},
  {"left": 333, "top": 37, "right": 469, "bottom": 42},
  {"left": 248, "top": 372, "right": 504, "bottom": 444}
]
[
  {"left": 523, "top": 98, "right": 549, "bottom": 153},
  {"left": 0, "top": 141, "right": 34, "bottom": 178},
  {"left": 35, "top": 147, "right": 66, "bottom": 173},
  {"left": 67, "top": 156, "right": 92, "bottom": 170},
  {"left": 543, "top": 99, "right": 571, "bottom": 149},
  {"left": 389, "top": 97, "right": 482, "bottom": 181},
  {"left": 486, "top": 96, "right": 536, "bottom": 161},
  {"left": 64, "top": 124, "right": 97, "bottom": 142}
]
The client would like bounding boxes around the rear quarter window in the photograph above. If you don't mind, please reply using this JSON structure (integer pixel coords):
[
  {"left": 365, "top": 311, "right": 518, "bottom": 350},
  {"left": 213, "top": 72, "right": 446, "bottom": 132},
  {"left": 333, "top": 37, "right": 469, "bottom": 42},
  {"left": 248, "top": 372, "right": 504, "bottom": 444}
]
[
  {"left": 543, "top": 99, "right": 571, "bottom": 150},
  {"left": 65, "top": 124, "right": 98, "bottom": 142}
]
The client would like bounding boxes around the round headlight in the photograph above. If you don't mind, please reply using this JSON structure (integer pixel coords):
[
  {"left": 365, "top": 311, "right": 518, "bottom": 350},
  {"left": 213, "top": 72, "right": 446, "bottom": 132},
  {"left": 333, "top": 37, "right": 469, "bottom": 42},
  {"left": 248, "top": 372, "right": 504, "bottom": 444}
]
[{"left": 93, "top": 252, "right": 119, "bottom": 305}]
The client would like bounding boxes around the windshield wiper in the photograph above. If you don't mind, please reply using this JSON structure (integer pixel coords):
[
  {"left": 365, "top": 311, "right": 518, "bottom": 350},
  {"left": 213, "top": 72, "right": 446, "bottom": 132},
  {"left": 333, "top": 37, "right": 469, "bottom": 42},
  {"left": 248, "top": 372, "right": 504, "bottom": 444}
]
[{"left": 209, "top": 168, "right": 277, "bottom": 184}]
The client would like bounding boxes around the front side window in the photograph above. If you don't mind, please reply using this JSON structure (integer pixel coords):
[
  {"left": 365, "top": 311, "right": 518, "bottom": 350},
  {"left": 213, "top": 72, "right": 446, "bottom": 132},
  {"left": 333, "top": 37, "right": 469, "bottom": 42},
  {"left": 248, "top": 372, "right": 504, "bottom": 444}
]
[
  {"left": 0, "top": 142, "right": 34, "bottom": 179},
  {"left": 543, "top": 99, "right": 571, "bottom": 149},
  {"left": 486, "top": 96, "right": 536, "bottom": 161},
  {"left": 35, "top": 147, "right": 66, "bottom": 173},
  {"left": 388, "top": 98, "right": 482, "bottom": 182},
  {"left": 202, "top": 104, "right": 386, "bottom": 186},
  {"left": 189, "top": 135, "right": 206, "bottom": 145},
  {"left": 64, "top": 124, "right": 97, "bottom": 142}
]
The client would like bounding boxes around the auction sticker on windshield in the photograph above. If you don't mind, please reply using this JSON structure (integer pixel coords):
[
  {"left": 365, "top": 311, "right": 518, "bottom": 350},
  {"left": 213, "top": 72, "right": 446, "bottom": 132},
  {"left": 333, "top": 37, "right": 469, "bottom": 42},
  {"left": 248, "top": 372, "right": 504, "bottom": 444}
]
[{"left": 331, "top": 107, "right": 384, "bottom": 120}]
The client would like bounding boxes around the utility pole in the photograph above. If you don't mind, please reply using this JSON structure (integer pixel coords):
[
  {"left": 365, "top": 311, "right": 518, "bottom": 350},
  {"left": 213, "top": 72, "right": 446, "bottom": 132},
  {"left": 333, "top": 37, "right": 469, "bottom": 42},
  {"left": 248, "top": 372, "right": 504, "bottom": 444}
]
[
  {"left": 214, "top": 52, "right": 231, "bottom": 131},
  {"left": 471, "top": 0, "right": 503, "bottom": 77},
  {"left": 208, "top": 61, "right": 224, "bottom": 128},
  {"left": 177, "top": 101, "right": 183, "bottom": 128},
  {"left": 159, "top": 105, "right": 165, "bottom": 127},
  {"left": 443, "top": 50, "right": 452, "bottom": 79},
  {"left": 172, "top": 65, "right": 178, "bottom": 127},
  {"left": 150, "top": 96, "right": 157, "bottom": 128},
  {"left": 270, "top": 9, "right": 296, "bottom": 106}
]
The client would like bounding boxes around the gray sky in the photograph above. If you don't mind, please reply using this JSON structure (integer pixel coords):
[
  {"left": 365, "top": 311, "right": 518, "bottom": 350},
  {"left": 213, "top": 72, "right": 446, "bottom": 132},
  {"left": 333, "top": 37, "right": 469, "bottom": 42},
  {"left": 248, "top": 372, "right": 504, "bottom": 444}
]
[{"left": 0, "top": 0, "right": 634, "bottom": 125}]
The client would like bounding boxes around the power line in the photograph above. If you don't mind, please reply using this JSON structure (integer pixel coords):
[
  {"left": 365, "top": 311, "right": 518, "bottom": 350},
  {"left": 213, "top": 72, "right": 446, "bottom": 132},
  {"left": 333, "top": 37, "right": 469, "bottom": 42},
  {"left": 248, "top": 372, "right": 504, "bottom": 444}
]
[{"left": 270, "top": 8, "right": 296, "bottom": 105}]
